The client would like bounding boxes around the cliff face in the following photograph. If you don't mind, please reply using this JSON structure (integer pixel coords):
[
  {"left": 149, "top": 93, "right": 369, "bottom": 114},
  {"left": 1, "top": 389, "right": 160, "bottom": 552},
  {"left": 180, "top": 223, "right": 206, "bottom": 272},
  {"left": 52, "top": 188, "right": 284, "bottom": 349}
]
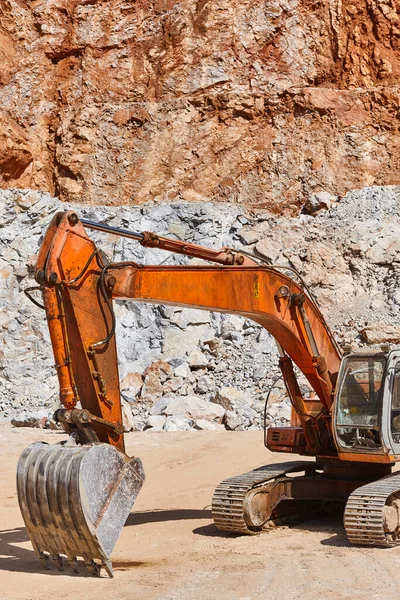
[{"left": 1, "top": 0, "right": 400, "bottom": 210}]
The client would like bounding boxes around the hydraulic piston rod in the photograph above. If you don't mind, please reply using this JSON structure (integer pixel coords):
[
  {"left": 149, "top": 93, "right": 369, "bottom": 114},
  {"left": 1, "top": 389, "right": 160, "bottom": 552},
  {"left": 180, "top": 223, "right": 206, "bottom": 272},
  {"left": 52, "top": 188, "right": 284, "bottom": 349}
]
[
  {"left": 81, "top": 219, "right": 144, "bottom": 242},
  {"left": 81, "top": 217, "right": 251, "bottom": 266}
]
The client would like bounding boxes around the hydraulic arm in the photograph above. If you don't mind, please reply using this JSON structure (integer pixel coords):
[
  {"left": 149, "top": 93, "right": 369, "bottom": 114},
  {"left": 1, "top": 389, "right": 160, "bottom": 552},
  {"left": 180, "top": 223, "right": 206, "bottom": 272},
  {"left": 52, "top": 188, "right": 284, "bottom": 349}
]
[{"left": 33, "top": 211, "right": 341, "bottom": 455}]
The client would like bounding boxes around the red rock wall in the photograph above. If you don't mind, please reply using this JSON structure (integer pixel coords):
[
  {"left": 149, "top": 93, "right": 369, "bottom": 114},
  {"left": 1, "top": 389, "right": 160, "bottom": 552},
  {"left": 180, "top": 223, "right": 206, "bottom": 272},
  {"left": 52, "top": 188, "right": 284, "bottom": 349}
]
[{"left": 1, "top": 0, "right": 400, "bottom": 210}]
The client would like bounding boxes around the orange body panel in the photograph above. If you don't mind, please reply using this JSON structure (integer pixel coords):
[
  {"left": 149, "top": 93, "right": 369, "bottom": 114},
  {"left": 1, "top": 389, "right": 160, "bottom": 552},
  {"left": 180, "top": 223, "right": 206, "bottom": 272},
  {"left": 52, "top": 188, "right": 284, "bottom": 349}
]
[
  {"left": 337, "top": 453, "right": 397, "bottom": 464},
  {"left": 112, "top": 265, "right": 341, "bottom": 411},
  {"left": 42, "top": 286, "right": 76, "bottom": 409}
]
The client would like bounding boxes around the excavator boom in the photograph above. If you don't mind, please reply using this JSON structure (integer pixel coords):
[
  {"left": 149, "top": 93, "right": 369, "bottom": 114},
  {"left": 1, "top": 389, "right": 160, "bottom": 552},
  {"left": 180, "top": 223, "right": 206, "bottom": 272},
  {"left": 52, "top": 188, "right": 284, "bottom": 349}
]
[{"left": 36, "top": 212, "right": 343, "bottom": 451}]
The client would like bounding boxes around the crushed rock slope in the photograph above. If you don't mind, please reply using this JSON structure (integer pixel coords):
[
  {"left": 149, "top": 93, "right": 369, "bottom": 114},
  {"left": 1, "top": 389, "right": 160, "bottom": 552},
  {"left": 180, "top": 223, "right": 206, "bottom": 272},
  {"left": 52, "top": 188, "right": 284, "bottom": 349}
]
[{"left": 1, "top": 186, "right": 400, "bottom": 430}]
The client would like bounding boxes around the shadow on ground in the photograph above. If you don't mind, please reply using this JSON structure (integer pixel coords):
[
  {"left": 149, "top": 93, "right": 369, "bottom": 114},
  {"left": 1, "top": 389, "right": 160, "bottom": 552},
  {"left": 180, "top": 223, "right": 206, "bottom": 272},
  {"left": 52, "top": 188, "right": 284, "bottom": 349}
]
[
  {"left": 0, "top": 510, "right": 213, "bottom": 576},
  {"left": 126, "top": 508, "right": 241, "bottom": 538},
  {"left": 291, "top": 516, "right": 352, "bottom": 548},
  {"left": 194, "top": 513, "right": 352, "bottom": 546},
  {"left": 0, "top": 527, "right": 96, "bottom": 576},
  {"left": 0, "top": 527, "right": 155, "bottom": 576},
  {"left": 0, "top": 511, "right": 351, "bottom": 576},
  {"left": 126, "top": 508, "right": 212, "bottom": 526},
  {"left": 193, "top": 523, "right": 238, "bottom": 537}
]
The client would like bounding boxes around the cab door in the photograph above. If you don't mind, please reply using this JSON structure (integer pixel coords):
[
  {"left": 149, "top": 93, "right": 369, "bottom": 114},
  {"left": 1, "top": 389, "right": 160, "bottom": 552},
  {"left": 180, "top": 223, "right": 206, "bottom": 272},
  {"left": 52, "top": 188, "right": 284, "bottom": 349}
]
[{"left": 383, "top": 352, "right": 400, "bottom": 455}]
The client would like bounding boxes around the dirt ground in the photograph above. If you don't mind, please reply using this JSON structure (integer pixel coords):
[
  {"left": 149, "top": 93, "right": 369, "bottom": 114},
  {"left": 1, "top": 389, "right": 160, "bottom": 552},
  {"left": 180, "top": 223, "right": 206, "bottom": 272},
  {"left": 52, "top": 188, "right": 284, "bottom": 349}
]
[{"left": 1, "top": 422, "right": 400, "bottom": 600}]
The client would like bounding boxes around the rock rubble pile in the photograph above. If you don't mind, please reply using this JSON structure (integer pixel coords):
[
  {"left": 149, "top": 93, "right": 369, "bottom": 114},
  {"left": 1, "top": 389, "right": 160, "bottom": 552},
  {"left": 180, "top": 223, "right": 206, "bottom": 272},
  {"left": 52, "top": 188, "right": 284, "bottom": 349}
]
[{"left": 1, "top": 185, "right": 400, "bottom": 431}]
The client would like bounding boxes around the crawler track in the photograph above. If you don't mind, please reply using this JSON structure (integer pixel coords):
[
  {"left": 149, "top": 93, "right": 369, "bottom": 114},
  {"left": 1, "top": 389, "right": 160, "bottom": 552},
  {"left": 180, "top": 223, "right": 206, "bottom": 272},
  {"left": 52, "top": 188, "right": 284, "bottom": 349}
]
[
  {"left": 212, "top": 461, "right": 313, "bottom": 534},
  {"left": 344, "top": 471, "right": 400, "bottom": 546}
]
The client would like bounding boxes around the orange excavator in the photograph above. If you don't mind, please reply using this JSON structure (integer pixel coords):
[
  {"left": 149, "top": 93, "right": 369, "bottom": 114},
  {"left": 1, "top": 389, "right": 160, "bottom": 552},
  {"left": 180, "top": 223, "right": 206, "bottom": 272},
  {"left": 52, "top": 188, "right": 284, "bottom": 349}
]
[{"left": 18, "top": 210, "right": 400, "bottom": 577}]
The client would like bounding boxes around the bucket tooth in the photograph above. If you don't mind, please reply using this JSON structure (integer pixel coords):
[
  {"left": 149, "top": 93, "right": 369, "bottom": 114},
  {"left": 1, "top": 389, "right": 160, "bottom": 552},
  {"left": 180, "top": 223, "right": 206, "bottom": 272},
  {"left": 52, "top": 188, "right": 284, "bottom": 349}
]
[
  {"left": 86, "top": 560, "right": 102, "bottom": 577},
  {"left": 67, "top": 557, "right": 80, "bottom": 573},
  {"left": 52, "top": 555, "right": 64, "bottom": 571},
  {"left": 40, "top": 553, "right": 51, "bottom": 570},
  {"left": 17, "top": 442, "right": 145, "bottom": 577}
]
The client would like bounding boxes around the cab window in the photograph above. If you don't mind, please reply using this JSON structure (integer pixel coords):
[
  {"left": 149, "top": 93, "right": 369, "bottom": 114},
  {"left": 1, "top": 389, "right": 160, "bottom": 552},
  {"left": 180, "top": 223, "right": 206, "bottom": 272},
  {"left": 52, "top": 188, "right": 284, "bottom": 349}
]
[
  {"left": 337, "top": 357, "right": 385, "bottom": 427},
  {"left": 391, "top": 366, "right": 400, "bottom": 443}
]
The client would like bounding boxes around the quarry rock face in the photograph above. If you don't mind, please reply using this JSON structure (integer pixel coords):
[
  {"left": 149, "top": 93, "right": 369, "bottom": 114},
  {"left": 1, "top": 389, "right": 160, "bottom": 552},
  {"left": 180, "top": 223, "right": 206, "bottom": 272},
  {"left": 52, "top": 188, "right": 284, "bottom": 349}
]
[{"left": 1, "top": 0, "right": 400, "bottom": 210}]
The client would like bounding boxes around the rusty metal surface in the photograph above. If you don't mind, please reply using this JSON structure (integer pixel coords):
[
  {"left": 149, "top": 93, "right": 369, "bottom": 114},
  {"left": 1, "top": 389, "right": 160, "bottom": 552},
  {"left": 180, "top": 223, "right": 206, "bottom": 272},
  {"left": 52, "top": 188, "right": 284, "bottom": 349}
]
[{"left": 17, "top": 442, "right": 145, "bottom": 577}]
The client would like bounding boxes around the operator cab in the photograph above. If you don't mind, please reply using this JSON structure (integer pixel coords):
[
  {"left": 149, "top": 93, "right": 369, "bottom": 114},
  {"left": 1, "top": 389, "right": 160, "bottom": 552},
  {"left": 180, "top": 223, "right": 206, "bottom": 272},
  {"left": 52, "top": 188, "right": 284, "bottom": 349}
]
[{"left": 333, "top": 348, "right": 400, "bottom": 459}]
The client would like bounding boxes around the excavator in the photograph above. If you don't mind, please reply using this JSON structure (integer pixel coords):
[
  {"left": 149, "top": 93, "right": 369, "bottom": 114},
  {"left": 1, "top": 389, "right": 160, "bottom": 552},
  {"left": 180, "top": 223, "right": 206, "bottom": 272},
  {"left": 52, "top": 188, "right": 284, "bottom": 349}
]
[{"left": 18, "top": 210, "right": 400, "bottom": 577}]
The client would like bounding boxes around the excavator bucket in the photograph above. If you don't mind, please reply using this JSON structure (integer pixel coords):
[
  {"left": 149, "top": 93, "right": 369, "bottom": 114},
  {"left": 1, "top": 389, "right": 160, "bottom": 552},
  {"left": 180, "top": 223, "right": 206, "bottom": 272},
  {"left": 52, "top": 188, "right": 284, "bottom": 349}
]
[{"left": 16, "top": 441, "right": 145, "bottom": 577}]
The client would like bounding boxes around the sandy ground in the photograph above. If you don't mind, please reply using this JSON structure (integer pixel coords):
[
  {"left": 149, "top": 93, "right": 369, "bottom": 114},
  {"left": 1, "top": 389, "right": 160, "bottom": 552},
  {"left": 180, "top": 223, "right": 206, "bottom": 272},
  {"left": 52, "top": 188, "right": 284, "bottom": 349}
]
[{"left": 1, "top": 422, "right": 400, "bottom": 600}]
